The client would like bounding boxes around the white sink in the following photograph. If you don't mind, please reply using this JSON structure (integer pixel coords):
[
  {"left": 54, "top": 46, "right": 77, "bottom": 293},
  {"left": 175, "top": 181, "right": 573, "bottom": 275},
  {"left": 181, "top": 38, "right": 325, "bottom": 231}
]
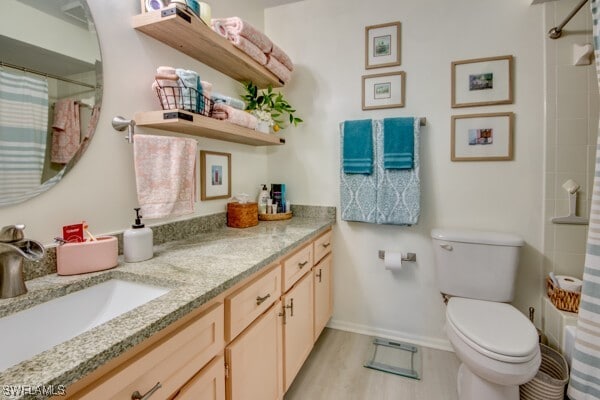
[{"left": 0, "top": 279, "right": 170, "bottom": 372}]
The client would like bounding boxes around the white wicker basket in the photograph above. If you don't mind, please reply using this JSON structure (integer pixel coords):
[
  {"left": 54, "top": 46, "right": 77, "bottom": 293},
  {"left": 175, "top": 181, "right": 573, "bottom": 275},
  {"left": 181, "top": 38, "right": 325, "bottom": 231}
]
[{"left": 520, "top": 344, "right": 569, "bottom": 400}]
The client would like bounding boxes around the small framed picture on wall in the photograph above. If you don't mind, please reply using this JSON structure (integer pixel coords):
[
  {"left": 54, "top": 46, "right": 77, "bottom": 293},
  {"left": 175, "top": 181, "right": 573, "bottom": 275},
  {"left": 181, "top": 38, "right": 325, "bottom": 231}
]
[
  {"left": 451, "top": 112, "right": 514, "bottom": 161},
  {"left": 365, "top": 21, "right": 401, "bottom": 69},
  {"left": 200, "top": 150, "right": 231, "bottom": 200},
  {"left": 451, "top": 55, "right": 513, "bottom": 108},
  {"left": 362, "top": 71, "right": 405, "bottom": 110}
]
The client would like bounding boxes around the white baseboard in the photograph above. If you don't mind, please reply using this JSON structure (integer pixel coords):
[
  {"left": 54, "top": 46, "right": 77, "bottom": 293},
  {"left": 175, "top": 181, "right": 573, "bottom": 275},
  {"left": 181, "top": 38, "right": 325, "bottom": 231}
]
[{"left": 328, "top": 319, "right": 454, "bottom": 352}]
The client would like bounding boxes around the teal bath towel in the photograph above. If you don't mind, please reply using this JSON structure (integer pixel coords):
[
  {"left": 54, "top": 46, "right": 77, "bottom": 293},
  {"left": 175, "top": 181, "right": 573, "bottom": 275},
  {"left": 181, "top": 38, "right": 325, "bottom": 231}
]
[
  {"left": 383, "top": 117, "right": 414, "bottom": 170},
  {"left": 342, "top": 119, "right": 373, "bottom": 174}
]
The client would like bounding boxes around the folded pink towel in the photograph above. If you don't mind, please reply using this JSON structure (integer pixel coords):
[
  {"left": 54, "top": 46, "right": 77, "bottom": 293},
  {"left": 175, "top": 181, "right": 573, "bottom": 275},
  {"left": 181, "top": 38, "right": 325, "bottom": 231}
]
[
  {"left": 51, "top": 99, "right": 81, "bottom": 164},
  {"left": 211, "top": 17, "right": 273, "bottom": 53},
  {"left": 270, "top": 43, "right": 294, "bottom": 71},
  {"left": 212, "top": 103, "right": 257, "bottom": 130},
  {"left": 265, "top": 55, "right": 292, "bottom": 84},
  {"left": 152, "top": 80, "right": 180, "bottom": 110},
  {"left": 228, "top": 34, "right": 267, "bottom": 65},
  {"left": 134, "top": 134, "right": 196, "bottom": 219},
  {"left": 157, "top": 66, "right": 177, "bottom": 75}
]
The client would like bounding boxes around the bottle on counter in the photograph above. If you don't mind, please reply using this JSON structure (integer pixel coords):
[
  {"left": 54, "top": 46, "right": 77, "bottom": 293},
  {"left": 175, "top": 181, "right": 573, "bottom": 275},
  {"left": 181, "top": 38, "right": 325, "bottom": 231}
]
[
  {"left": 258, "top": 184, "right": 269, "bottom": 214},
  {"left": 124, "top": 208, "right": 153, "bottom": 263}
]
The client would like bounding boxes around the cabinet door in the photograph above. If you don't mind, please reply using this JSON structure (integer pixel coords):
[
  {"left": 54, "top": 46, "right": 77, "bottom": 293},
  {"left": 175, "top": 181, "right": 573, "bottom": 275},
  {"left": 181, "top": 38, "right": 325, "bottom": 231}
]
[
  {"left": 313, "top": 253, "right": 332, "bottom": 342},
  {"left": 225, "top": 302, "right": 283, "bottom": 400},
  {"left": 175, "top": 355, "right": 225, "bottom": 400},
  {"left": 282, "top": 272, "right": 314, "bottom": 392}
]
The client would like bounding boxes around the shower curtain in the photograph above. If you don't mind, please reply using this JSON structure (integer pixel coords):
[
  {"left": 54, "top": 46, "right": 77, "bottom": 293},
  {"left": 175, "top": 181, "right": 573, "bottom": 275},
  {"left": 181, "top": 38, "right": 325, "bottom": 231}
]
[
  {"left": 0, "top": 70, "right": 49, "bottom": 205},
  {"left": 567, "top": 1, "right": 600, "bottom": 398}
]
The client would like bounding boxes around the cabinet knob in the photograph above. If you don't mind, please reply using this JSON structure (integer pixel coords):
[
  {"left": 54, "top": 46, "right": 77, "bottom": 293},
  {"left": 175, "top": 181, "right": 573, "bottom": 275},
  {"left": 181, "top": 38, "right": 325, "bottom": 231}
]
[
  {"left": 132, "top": 382, "right": 162, "bottom": 400},
  {"left": 256, "top": 293, "right": 271, "bottom": 305},
  {"left": 298, "top": 261, "right": 308, "bottom": 269},
  {"left": 316, "top": 269, "right": 322, "bottom": 283},
  {"left": 322, "top": 242, "right": 331, "bottom": 248}
]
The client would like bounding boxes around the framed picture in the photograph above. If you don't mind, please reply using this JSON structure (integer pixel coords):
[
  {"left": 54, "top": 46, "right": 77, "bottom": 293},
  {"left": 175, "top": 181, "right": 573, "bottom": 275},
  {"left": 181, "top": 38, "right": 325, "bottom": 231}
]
[
  {"left": 451, "top": 55, "right": 513, "bottom": 108},
  {"left": 362, "top": 72, "right": 405, "bottom": 110},
  {"left": 200, "top": 150, "right": 231, "bottom": 200},
  {"left": 365, "top": 22, "right": 401, "bottom": 69},
  {"left": 451, "top": 112, "right": 514, "bottom": 161}
]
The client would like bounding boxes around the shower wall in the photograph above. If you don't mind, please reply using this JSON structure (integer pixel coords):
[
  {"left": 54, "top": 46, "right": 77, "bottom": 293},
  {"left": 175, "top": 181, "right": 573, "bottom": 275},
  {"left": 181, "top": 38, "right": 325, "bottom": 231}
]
[{"left": 544, "top": 0, "right": 598, "bottom": 279}]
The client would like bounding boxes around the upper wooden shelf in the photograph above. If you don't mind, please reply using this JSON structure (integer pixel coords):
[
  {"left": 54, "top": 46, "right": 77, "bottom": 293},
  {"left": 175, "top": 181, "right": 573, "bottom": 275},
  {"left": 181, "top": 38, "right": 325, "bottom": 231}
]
[
  {"left": 134, "top": 109, "right": 285, "bottom": 146},
  {"left": 132, "top": 5, "right": 283, "bottom": 88}
]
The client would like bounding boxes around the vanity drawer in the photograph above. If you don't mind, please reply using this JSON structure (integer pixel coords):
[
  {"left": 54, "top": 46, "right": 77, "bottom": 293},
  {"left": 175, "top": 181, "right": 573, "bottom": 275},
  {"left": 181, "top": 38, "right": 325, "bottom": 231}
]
[
  {"left": 225, "top": 264, "right": 281, "bottom": 342},
  {"left": 282, "top": 243, "right": 313, "bottom": 292},
  {"left": 174, "top": 355, "right": 225, "bottom": 400},
  {"left": 313, "top": 230, "right": 332, "bottom": 264},
  {"left": 77, "top": 302, "right": 224, "bottom": 400}
]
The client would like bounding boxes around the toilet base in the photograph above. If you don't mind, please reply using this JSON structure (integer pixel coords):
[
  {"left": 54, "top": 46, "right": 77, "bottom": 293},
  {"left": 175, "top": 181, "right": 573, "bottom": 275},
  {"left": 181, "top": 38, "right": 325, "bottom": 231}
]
[{"left": 457, "top": 363, "right": 519, "bottom": 400}]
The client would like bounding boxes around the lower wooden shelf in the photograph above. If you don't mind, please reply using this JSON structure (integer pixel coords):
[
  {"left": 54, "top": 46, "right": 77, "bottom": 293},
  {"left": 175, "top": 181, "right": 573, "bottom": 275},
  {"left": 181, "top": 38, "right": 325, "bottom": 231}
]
[{"left": 134, "top": 109, "right": 285, "bottom": 146}]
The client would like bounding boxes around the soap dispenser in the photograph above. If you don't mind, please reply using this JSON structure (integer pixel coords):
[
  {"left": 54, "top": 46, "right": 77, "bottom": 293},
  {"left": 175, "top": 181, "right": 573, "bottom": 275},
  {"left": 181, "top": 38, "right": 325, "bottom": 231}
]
[
  {"left": 123, "top": 208, "right": 153, "bottom": 263},
  {"left": 257, "top": 184, "right": 269, "bottom": 214}
]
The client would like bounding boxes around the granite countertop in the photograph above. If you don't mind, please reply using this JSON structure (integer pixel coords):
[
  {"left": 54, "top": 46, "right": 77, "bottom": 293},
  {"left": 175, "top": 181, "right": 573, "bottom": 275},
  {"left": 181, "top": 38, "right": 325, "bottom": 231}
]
[{"left": 0, "top": 216, "right": 334, "bottom": 400}]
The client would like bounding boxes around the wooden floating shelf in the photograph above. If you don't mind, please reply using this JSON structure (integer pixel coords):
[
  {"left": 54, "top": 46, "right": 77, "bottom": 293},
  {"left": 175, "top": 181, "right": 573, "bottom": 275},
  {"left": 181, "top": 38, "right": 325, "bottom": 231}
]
[
  {"left": 132, "top": 4, "right": 283, "bottom": 88},
  {"left": 134, "top": 110, "right": 285, "bottom": 146}
]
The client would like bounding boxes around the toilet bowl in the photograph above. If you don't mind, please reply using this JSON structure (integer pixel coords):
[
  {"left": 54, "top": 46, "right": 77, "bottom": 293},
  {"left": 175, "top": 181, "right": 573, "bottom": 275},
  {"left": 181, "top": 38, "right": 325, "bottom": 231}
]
[{"left": 446, "top": 297, "right": 541, "bottom": 400}]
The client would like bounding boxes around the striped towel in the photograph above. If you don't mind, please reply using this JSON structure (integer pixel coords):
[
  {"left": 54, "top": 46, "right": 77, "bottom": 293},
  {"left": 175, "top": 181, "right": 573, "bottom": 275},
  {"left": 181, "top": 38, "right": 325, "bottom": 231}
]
[
  {"left": 0, "top": 70, "right": 48, "bottom": 205},
  {"left": 567, "top": 2, "right": 600, "bottom": 398}
]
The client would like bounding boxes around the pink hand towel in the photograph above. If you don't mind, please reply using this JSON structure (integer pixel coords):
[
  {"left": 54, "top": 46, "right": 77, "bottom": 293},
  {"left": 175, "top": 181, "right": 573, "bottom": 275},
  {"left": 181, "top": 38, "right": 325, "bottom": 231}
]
[
  {"left": 212, "top": 103, "right": 257, "bottom": 130},
  {"left": 211, "top": 17, "right": 273, "bottom": 53},
  {"left": 133, "top": 134, "right": 196, "bottom": 219},
  {"left": 51, "top": 99, "right": 81, "bottom": 164},
  {"left": 265, "top": 55, "right": 292, "bottom": 84},
  {"left": 228, "top": 34, "right": 267, "bottom": 65},
  {"left": 270, "top": 43, "right": 294, "bottom": 71}
]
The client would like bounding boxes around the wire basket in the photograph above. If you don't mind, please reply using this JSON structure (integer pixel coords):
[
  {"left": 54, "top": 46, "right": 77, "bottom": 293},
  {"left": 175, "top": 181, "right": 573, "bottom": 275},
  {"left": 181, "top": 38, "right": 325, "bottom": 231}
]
[
  {"left": 154, "top": 80, "right": 213, "bottom": 117},
  {"left": 546, "top": 276, "right": 580, "bottom": 313}
]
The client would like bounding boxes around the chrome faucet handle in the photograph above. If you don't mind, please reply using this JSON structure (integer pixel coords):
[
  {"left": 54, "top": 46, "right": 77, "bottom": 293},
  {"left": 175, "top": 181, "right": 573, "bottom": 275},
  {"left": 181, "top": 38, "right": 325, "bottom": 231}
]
[{"left": 0, "top": 225, "right": 26, "bottom": 242}]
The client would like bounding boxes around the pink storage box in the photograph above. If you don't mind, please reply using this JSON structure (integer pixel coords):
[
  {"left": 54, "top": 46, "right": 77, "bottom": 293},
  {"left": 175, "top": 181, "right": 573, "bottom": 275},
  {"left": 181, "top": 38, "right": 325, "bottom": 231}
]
[{"left": 56, "top": 236, "right": 118, "bottom": 276}]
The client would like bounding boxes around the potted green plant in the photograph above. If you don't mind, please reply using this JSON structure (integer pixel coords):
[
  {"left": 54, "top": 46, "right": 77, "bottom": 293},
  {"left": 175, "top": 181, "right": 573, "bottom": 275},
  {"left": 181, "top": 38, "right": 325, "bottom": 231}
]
[{"left": 241, "top": 82, "right": 303, "bottom": 132}]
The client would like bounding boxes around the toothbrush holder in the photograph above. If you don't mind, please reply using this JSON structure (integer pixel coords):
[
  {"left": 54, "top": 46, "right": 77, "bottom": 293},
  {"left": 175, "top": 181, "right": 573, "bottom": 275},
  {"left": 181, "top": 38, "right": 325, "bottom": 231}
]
[{"left": 56, "top": 236, "right": 118, "bottom": 276}]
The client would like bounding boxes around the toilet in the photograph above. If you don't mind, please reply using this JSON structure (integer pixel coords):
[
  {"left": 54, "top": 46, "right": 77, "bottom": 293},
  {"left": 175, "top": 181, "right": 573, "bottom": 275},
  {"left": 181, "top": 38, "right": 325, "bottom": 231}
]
[{"left": 431, "top": 228, "right": 541, "bottom": 400}]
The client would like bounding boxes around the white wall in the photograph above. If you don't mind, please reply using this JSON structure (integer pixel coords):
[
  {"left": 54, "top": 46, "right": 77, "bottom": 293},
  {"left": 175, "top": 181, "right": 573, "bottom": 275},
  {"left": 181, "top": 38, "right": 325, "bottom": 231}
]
[
  {"left": 0, "top": 0, "right": 268, "bottom": 244},
  {"left": 265, "top": 0, "right": 545, "bottom": 348}
]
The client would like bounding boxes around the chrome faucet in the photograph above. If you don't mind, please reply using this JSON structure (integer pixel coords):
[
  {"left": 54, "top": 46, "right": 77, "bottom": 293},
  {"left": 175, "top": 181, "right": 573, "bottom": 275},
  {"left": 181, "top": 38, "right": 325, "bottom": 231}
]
[{"left": 0, "top": 225, "right": 45, "bottom": 298}]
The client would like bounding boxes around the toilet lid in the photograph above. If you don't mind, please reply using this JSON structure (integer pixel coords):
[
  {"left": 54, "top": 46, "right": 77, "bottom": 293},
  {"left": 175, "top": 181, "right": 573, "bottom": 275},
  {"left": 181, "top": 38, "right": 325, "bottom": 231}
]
[{"left": 446, "top": 298, "right": 538, "bottom": 358}]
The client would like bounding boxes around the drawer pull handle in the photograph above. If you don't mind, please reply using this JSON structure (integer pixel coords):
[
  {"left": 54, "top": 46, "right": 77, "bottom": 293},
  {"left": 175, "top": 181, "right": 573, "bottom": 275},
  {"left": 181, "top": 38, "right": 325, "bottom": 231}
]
[
  {"left": 298, "top": 261, "right": 308, "bottom": 268},
  {"left": 284, "top": 298, "right": 294, "bottom": 317},
  {"left": 316, "top": 269, "right": 322, "bottom": 283},
  {"left": 256, "top": 293, "right": 271, "bottom": 305},
  {"left": 440, "top": 244, "right": 453, "bottom": 251},
  {"left": 132, "top": 382, "right": 162, "bottom": 400},
  {"left": 322, "top": 242, "right": 331, "bottom": 248}
]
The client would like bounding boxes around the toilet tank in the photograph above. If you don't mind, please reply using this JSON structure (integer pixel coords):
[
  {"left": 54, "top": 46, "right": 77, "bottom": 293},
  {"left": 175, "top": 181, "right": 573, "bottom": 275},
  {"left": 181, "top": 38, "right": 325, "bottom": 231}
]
[{"left": 431, "top": 228, "right": 525, "bottom": 302}]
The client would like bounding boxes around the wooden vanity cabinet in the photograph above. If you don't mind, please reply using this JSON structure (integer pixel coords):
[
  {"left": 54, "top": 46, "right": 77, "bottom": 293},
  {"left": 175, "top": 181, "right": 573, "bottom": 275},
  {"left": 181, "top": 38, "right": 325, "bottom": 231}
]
[
  {"left": 173, "top": 355, "right": 225, "bottom": 400},
  {"left": 313, "top": 253, "right": 333, "bottom": 342},
  {"left": 225, "top": 301, "right": 283, "bottom": 400},
  {"left": 281, "top": 272, "right": 314, "bottom": 392}
]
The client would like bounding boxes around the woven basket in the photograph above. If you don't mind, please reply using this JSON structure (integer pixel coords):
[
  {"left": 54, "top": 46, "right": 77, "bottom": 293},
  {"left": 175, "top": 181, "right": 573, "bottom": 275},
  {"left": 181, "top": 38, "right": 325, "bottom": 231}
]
[
  {"left": 546, "top": 276, "right": 580, "bottom": 313},
  {"left": 227, "top": 202, "right": 258, "bottom": 228},
  {"left": 520, "top": 344, "right": 569, "bottom": 400}
]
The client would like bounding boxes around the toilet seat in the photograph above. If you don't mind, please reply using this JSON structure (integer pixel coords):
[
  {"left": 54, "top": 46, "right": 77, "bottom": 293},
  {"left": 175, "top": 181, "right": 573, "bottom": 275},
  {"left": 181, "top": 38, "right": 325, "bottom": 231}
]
[{"left": 446, "top": 297, "right": 538, "bottom": 363}]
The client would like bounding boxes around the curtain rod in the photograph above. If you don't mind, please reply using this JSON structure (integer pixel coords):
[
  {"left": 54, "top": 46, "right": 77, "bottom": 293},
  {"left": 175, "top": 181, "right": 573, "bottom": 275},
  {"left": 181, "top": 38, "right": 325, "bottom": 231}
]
[
  {"left": 548, "top": 0, "right": 588, "bottom": 39},
  {"left": 0, "top": 60, "right": 98, "bottom": 89}
]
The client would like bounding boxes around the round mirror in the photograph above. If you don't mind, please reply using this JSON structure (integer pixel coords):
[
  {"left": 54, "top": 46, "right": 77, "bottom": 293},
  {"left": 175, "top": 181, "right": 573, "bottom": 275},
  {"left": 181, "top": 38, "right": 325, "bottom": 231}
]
[{"left": 0, "top": 0, "right": 102, "bottom": 207}]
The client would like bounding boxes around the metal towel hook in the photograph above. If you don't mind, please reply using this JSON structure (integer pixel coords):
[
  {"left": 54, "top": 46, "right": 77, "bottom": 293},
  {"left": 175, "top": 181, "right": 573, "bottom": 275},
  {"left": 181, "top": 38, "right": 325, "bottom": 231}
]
[{"left": 112, "top": 116, "right": 136, "bottom": 143}]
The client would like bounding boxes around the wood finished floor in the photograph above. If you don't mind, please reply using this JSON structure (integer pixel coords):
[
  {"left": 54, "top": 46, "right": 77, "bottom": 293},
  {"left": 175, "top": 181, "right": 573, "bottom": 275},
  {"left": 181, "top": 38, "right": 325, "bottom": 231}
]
[{"left": 284, "top": 328, "right": 460, "bottom": 400}]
